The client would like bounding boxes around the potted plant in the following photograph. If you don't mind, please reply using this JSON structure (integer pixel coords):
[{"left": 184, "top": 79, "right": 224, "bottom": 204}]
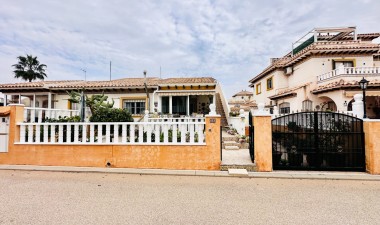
[{"left": 238, "top": 135, "right": 246, "bottom": 144}]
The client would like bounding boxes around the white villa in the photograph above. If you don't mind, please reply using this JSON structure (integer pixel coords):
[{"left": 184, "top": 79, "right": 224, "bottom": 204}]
[
  {"left": 0, "top": 77, "right": 229, "bottom": 125},
  {"left": 228, "top": 90, "right": 256, "bottom": 113},
  {"left": 249, "top": 26, "right": 380, "bottom": 118}
]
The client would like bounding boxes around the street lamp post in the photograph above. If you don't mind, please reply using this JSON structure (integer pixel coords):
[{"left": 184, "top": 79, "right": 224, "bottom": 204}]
[{"left": 359, "top": 77, "right": 369, "bottom": 119}]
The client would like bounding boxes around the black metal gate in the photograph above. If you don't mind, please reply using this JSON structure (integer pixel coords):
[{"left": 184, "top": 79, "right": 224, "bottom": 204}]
[
  {"left": 272, "top": 111, "right": 365, "bottom": 171},
  {"left": 249, "top": 111, "right": 254, "bottom": 162}
]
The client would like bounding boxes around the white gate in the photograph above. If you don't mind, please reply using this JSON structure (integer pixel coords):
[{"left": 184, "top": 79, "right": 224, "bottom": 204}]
[{"left": 0, "top": 117, "right": 9, "bottom": 152}]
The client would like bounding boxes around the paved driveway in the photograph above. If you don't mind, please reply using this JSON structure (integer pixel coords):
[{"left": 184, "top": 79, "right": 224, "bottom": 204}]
[{"left": 0, "top": 170, "right": 379, "bottom": 225}]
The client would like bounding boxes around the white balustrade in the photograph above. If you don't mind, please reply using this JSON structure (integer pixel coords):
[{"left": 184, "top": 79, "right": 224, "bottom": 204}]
[
  {"left": 20, "top": 125, "right": 26, "bottom": 143},
  {"left": 67, "top": 125, "right": 72, "bottom": 143},
  {"left": 138, "top": 124, "right": 143, "bottom": 143},
  {"left": 98, "top": 125, "right": 103, "bottom": 144},
  {"left": 23, "top": 107, "right": 80, "bottom": 123},
  {"left": 148, "top": 117, "right": 205, "bottom": 123},
  {"left": 16, "top": 121, "right": 206, "bottom": 145},
  {"left": 130, "top": 125, "right": 135, "bottom": 143},
  {"left": 317, "top": 67, "right": 380, "bottom": 83}
]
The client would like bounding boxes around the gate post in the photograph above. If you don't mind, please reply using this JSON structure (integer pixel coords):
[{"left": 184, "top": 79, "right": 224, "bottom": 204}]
[
  {"left": 253, "top": 114, "right": 273, "bottom": 172},
  {"left": 364, "top": 120, "right": 380, "bottom": 174}
]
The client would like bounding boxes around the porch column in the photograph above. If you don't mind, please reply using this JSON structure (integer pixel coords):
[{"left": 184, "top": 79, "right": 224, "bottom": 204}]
[
  {"left": 157, "top": 96, "right": 161, "bottom": 113},
  {"left": 169, "top": 96, "right": 172, "bottom": 114},
  {"left": 186, "top": 95, "right": 190, "bottom": 116},
  {"left": 213, "top": 94, "right": 216, "bottom": 104},
  {"left": 4, "top": 94, "right": 7, "bottom": 106},
  {"left": 33, "top": 94, "right": 36, "bottom": 108},
  {"left": 48, "top": 93, "right": 52, "bottom": 109},
  {"left": 18, "top": 94, "right": 21, "bottom": 104}
]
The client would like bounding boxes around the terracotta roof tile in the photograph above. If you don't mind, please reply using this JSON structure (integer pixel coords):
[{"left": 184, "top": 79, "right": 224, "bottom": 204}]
[
  {"left": 158, "top": 77, "right": 216, "bottom": 85},
  {"left": 0, "top": 77, "right": 216, "bottom": 91},
  {"left": 48, "top": 78, "right": 160, "bottom": 89},
  {"left": 232, "top": 90, "right": 253, "bottom": 97},
  {"left": 312, "top": 79, "right": 380, "bottom": 93},
  {"left": 0, "top": 80, "right": 81, "bottom": 89},
  {"left": 268, "top": 82, "right": 311, "bottom": 99}
]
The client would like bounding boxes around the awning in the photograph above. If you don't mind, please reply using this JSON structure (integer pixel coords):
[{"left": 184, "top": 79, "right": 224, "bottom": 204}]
[
  {"left": 0, "top": 109, "right": 10, "bottom": 117},
  {"left": 345, "top": 90, "right": 380, "bottom": 97},
  {"left": 157, "top": 91, "right": 215, "bottom": 96}
]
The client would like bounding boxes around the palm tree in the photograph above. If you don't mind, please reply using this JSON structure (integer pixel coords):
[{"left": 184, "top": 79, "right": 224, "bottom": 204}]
[{"left": 12, "top": 55, "right": 47, "bottom": 82}]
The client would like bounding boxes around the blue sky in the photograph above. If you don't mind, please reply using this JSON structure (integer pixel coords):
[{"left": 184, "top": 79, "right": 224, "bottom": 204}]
[{"left": 0, "top": 0, "right": 379, "bottom": 98}]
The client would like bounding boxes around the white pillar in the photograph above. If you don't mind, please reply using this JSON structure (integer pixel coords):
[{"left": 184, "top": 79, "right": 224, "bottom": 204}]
[
  {"left": 18, "top": 94, "right": 21, "bottom": 104},
  {"left": 4, "top": 95, "right": 7, "bottom": 106},
  {"left": 213, "top": 94, "right": 216, "bottom": 104},
  {"left": 144, "top": 110, "right": 149, "bottom": 122},
  {"left": 254, "top": 103, "right": 270, "bottom": 115},
  {"left": 186, "top": 95, "right": 190, "bottom": 116},
  {"left": 33, "top": 94, "right": 36, "bottom": 108},
  {"left": 273, "top": 106, "right": 279, "bottom": 116},
  {"left": 157, "top": 96, "right": 161, "bottom": 113},
  {"left": 169, "top": 96, "right": 172, "bottom": 114},
  {"left": 48, "top": 93, "right": 52, "bottom": 109},
  {"left": 352, "top": 94, "right": 364, "bottom": 119},
  {"left": 209, "top": 104, "right": 216, "bottom": 116}
]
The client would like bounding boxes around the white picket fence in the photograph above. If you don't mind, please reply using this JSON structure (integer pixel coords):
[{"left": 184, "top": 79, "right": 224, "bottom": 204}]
[
  {"left": 24, "top": 107, "right": 80, "bottom": 123},
  {"left": 17, "top": 121, "right": 206, "bottom": 145}
]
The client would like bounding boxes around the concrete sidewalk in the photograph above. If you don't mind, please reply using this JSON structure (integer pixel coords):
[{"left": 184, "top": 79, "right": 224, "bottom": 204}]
[{"left": 1, "top": 164, "right": 380, "bottom": 181}]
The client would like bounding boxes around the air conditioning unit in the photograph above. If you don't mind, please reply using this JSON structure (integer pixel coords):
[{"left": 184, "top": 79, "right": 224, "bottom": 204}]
[{"left": 285, "top": 67, "right": 293, "bottom": 75}]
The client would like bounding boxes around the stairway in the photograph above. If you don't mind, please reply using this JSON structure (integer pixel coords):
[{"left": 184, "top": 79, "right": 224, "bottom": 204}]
[
  {"left": 220, "top": 131, "right": 256, "bottom": 171},
  {"left": 215, "top": 93, "right": 228, "bottom": 127}
]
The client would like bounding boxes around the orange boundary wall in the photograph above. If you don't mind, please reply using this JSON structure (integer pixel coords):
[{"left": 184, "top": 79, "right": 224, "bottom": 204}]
[
  {"left": 364, "top": 120, "right": 380, "bottom": 174},
  {"left": 0, "top": 105, "right": 221, "bottom": 170}
]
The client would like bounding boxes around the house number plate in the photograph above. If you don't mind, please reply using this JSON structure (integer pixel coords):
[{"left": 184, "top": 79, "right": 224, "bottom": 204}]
[{"left": 210, "top": 119, "right": 216, "bottom": 123}]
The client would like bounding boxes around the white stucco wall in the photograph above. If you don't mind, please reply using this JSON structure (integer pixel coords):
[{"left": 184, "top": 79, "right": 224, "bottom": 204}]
[{"left": 252, "top": 70, "right": 288, "bottom": 107}]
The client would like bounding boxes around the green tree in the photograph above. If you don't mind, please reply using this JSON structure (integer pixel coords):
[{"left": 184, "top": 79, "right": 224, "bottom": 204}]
[
  {"left": 67, "top": 90, "right": 114, "bottom": 114},
  {"left": 12, "top": 55, "right": 47, "bottom": 82}
]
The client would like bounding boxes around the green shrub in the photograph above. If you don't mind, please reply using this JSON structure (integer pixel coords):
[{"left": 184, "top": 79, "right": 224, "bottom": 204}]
[{"left": 90, "top": 108, "right": 133, "bottom": 122}]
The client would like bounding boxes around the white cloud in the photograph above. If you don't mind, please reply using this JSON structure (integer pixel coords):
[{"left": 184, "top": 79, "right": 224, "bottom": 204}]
[{"left": 0, "top": 0, "right": 379, "bottom": 98}]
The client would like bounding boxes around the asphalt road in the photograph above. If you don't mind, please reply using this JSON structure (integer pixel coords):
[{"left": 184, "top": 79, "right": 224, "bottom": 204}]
[{"left": 0, "top": 170, "right": 379, "bottom": 225}]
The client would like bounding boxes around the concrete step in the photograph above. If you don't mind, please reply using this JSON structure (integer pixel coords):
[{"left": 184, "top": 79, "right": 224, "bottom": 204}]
[
  {"left": 224, "top": 146, "right": 240, "bottom": 150},
  {"left": 222, "top": 136, "right": 238, "bottom": 142},
  {"left": 227, "top": 169, "right": 248, "bottom": 176},
  {"left": 240, "top": 143, "right": 249, "bottom": 149},
  {"left": 220, "top": 164, "right": 257, "bottom": 172},
  {"left": 223, "top": 141, "right": 240, "bottom": 146}
]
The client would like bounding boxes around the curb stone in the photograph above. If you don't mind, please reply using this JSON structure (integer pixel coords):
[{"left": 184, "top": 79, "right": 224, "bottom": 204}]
[{"left": 0, "top": 165, "right": 380, "bottom": 181}]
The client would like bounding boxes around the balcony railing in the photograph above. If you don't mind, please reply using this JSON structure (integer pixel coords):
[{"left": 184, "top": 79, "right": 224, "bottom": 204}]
[
  {"left": 147, "top": 117, "right": 205, "bottom": 123},
  {"left": 317, "top": 67, "right": 380, "bottom": 83},
  {"left": 24, "top": 107, "right": 80, "bottom": 123}
]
